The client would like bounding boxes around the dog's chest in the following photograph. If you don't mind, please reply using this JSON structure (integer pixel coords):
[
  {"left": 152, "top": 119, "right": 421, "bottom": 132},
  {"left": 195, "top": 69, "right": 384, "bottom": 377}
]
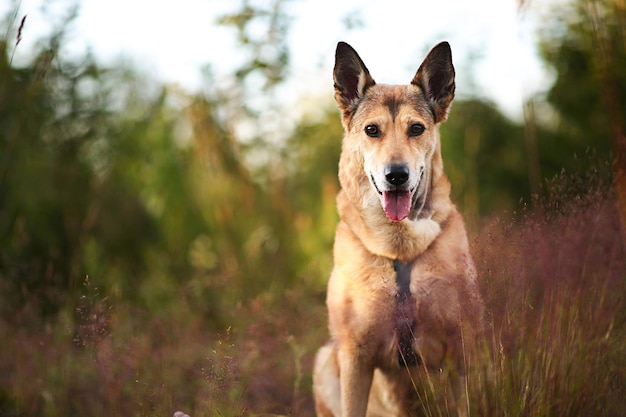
[{"left": 329, "top": 258, "right": 423, "bottom": 358}]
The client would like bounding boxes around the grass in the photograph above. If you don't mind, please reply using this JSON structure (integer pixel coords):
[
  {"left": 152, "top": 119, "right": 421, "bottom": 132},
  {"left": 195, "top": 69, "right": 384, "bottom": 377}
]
[
  {"left": 468, "top": 183, "right": 625, "bottom": 417},
  {"left": 0, "top": 182, "right": 624, "bottom": 417},
  {"left": 0, "top": 285, "right": 326, "bottom": 417}
]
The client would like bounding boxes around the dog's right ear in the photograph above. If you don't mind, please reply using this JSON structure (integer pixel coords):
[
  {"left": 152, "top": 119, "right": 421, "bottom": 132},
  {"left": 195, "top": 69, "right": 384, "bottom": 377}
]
[{"left": 334, "top": 42, "right": 376, "bottom": 117}]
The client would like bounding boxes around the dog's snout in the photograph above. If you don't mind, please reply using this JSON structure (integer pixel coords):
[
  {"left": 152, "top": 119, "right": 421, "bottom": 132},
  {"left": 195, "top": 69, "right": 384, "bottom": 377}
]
[{"left": 385, "top": 164, "right": 410, "bottom": 186}]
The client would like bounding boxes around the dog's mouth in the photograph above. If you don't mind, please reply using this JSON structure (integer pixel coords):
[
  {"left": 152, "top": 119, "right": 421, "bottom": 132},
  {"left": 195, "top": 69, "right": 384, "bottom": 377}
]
[
  {"left": 370, "top": 174, "right": 414, "bottom": 222},
  {"left": 383, "top": 190, "right": 412, "bottom": 222}
]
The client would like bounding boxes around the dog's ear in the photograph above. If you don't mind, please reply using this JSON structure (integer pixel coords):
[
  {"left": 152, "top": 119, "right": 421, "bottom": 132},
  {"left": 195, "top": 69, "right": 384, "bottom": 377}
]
[
  {"left": 411, "top": 42, "right": 455, "bottom": 123},
  {"left": 334, "top": 42, "right": 376, "bottom": 117}
]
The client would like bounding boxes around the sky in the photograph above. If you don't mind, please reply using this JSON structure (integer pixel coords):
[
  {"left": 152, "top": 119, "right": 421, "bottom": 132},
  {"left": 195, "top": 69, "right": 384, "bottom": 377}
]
[{"left": 3, "top": 0, "right": 557, "bottom": 121}]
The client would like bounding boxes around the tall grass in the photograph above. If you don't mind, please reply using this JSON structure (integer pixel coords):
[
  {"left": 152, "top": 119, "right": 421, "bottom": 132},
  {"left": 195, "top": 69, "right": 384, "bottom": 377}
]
[
  {"left": 0, "top": 277, "right": 329, "bottom": 416},
  {"left": 469, "top": 178, "right": 625, "bottom": 417},
  {"left": 1, "top": 180, "right": 623, "bottom": 417}
]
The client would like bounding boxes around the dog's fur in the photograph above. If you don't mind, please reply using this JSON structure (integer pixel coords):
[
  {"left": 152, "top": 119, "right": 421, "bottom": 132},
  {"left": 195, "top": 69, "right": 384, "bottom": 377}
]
[{"left": 313, "top": 42, "right": 484, "bottom": 417}]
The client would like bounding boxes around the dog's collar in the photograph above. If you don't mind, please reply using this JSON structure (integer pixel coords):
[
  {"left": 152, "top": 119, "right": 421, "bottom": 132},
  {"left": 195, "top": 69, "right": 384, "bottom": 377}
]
[{"left": 393, "top": 259, "right": 420, "bottom": 366}]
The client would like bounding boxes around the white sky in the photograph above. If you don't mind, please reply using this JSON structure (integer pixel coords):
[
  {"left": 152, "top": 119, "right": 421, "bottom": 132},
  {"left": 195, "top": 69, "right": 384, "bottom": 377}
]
[{"left": 3, "top": 0, "right": 556, "bottom": 121}]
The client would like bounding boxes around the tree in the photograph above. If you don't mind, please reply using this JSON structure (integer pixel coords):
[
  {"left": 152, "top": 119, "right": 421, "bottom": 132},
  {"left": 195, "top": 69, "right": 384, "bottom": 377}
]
[
  {"left": 538, "top": 0, "right": 626, "bottom": 234},
  {"left": 0, "top": 35, "right": 138, "bottom": 316},
  {"left": 440, "top": 99, "right": 529, "bottom": 218}
]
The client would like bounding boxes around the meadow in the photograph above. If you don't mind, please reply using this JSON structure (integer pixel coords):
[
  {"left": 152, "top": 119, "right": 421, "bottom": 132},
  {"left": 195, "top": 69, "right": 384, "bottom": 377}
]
[{"left": 1, "top": 174, "right": 624, "bottom": 417}]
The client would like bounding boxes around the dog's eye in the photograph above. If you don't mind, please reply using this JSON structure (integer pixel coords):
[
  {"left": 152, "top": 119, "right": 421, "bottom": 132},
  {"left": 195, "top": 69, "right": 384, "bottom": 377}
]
[
  {"left": 364, "top": 124, "right": 380, "bottom": 138},
  {"left": 409, "top": 123, "right": 425, "bottom": 137}
]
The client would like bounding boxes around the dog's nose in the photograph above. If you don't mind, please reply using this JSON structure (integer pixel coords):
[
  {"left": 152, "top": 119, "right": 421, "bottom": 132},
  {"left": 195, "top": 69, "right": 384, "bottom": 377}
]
[{"left": 385, "top": 164, "right": 410, "bottom": 186}]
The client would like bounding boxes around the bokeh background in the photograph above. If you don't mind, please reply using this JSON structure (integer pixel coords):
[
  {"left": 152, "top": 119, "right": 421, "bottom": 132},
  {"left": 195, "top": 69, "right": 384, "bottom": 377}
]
[{"left": 0, "top": 0, "right": 624, "bottom": 416}]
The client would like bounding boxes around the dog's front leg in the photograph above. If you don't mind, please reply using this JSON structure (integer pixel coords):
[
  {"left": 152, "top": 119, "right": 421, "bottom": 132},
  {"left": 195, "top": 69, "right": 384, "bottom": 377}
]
[{"left": 338, "top": 346, "right": 374, "bottom": 417}]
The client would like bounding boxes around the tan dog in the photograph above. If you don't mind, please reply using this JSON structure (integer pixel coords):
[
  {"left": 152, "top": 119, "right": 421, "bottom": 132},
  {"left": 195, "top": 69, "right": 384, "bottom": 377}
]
[{"left": 313, "top": 42, "right": 484, "bottom": 417}]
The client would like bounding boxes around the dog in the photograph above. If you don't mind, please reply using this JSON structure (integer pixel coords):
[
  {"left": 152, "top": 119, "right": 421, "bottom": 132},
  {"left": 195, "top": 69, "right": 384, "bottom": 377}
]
[{"left": 313, "top": 42, "right": 484, "bottom": 417}]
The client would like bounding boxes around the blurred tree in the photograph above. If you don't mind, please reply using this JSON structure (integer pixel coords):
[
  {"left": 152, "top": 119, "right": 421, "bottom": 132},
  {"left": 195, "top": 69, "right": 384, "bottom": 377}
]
[
  {"left": 283, "top": 108, "right": 343, "bottom": 286},
  {"left": 0, "top": 0, "right": 311, "bottom": 325},
  {"left": 217, "top": 0, "right": 291, "bottom": 91},
  {"left": 440, "top": 99, "right": 529, "bottom": 218},
  {"left": 0, "top": 4, "right": 227, "bottom": 320},
  {"left": 539, "top": 0, "right": 625, "bottom": 158},
  {"left": 211, "top": 0, "right": 294, "bottom": 174},
  {"left": 0, "top": 30, "right": 164, "bottom": 316},
  {"left": 1, "top": 32, "right": 93, "bottom": 315},
  {"left": 537, "top": 0, "right": 625, "bottom": 230}
]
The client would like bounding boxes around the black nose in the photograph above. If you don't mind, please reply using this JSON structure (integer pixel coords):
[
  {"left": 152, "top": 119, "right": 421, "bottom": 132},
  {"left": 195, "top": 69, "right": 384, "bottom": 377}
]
[{"left": 385, "top": 164, "right": 409, "bottom": 186}]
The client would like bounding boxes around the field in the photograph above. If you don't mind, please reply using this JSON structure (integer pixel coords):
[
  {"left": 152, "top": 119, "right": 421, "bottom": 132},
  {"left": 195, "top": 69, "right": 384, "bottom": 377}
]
[{"left": 1, "top": 180, "right": 624, "bottom": 417}]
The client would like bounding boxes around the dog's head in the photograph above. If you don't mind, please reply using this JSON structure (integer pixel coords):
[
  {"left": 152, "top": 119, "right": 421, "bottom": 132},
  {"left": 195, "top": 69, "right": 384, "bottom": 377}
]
[{"left": 334, "top": 42, "right": 455, "bottom": 222}]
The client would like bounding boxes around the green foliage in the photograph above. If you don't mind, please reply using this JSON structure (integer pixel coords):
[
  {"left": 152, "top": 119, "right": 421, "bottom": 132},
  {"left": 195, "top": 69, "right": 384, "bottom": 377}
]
[
  {"left": 0, "top": 37, "right": 132, "bottom": 316},
  {"left": 540, "top": 0, "right": 626, "bottom": 143},
  {"left": 537, "top": 0, "right": 626, "bottom": 181},
  {"left": 217, "top": 0, "right": 291, "bottom": 90},
  {"left": 441, "top": 99, "right": 529, "bottom": 217},
  {"left": 283, "top": 108, "right": 343, "bottom": 283}
]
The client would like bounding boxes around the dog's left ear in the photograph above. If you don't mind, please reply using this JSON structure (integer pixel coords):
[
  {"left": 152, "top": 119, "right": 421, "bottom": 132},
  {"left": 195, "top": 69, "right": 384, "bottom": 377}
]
[{"left": 411, "top": 42, "right": 455, "bottom": 123}]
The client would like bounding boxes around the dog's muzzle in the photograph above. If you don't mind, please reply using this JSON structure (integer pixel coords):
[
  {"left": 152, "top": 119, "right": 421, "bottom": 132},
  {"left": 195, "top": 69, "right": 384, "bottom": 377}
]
[{"left": 370, "top": 163, "right": 418, "bottom": 222}]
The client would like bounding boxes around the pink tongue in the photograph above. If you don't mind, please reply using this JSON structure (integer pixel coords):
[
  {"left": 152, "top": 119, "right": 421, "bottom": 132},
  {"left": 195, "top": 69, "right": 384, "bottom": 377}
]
[{"left": 383, "top": 190, "right": 411, "bottom": 221}]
